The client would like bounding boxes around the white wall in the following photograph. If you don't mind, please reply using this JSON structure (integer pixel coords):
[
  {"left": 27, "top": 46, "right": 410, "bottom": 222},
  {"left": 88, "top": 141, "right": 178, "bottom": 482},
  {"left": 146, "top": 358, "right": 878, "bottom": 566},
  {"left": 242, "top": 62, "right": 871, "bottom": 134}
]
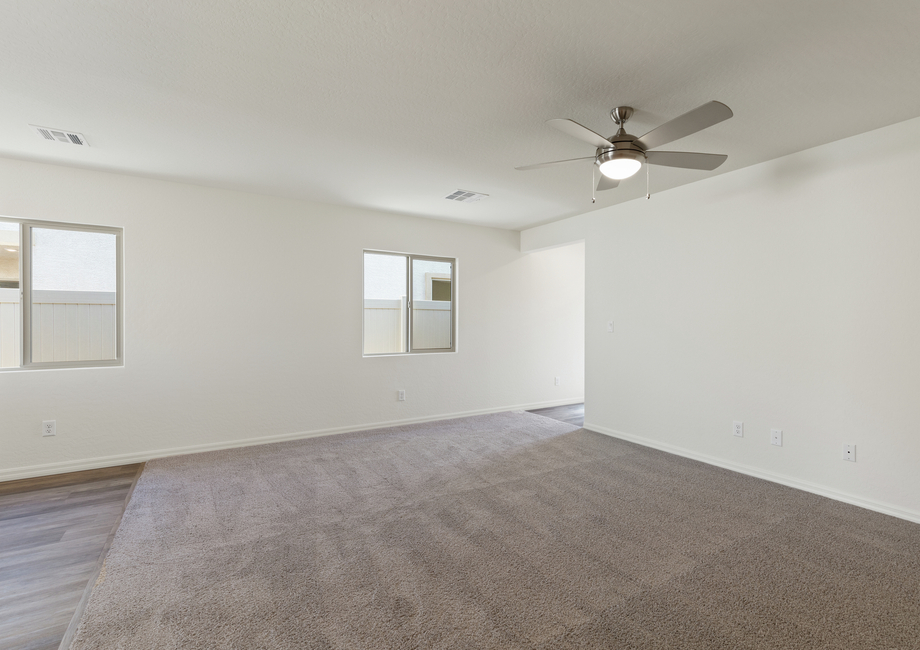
[
  {"left": 523, "top": 115, "right": 920, "bottom": 522},
  {"left": 0, "top": 157, "right": 585, "bottom": 480}
]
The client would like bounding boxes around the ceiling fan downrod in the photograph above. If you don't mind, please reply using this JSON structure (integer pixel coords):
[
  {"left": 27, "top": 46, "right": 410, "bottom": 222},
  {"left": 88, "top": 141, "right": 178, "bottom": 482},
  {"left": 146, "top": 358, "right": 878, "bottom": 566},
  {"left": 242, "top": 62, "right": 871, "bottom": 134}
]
[{"left": 611, "top": 106, "right": 636, "bottom": 144}]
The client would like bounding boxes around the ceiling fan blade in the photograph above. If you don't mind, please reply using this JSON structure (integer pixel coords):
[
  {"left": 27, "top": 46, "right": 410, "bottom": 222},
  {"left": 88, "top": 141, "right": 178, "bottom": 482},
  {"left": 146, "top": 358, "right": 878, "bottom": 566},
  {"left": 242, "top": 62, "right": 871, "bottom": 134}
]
[
  {"left": 634, "top": 101, "right": 733, "bottom": 151},
  {"left": 515, "top": 156, "right": 595, "bottom": 171},
  {"left": 645, "top": 150, "right": 728, "bottom": 171},
  {"left": 547, "top": 119, "right": 613, "bottom": 149},
  {"left": 597, "top": 175, "right": 619, "bottom": 191}
]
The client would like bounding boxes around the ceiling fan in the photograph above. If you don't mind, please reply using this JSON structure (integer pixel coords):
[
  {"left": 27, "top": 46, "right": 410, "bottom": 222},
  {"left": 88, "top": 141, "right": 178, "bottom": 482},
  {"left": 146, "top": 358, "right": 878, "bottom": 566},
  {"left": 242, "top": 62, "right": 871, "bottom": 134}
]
[{"left": 516, "top": 101, "right": 733, "bottom": 192}]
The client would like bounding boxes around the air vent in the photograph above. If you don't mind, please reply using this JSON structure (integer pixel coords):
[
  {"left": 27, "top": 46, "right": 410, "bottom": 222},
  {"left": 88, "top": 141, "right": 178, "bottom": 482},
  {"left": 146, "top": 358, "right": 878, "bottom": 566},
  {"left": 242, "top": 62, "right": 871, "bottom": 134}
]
[
  {"left": 445, "top": 189, "right": 488, "bottom": 203},
  {"left": 30, "top": 125, "right": 89, "bottom": 147}
]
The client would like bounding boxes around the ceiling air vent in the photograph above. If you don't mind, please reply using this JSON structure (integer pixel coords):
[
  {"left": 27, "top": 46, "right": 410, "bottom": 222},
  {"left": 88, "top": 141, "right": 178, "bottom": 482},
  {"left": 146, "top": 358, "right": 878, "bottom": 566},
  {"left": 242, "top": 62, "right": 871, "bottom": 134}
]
[
  {"left": 445, "top": 189, "right": 488, "bottom": 203},
  {"left": 30, "top": 125, "right": 89, "bottom": 147}
]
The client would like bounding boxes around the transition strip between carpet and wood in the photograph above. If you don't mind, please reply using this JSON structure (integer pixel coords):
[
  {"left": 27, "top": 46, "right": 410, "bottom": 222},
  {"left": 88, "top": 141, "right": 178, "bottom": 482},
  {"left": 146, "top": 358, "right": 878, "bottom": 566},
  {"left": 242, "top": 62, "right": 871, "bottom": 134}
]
[{"left": 57, "top": 463, "right": 145, "bottom": 650}]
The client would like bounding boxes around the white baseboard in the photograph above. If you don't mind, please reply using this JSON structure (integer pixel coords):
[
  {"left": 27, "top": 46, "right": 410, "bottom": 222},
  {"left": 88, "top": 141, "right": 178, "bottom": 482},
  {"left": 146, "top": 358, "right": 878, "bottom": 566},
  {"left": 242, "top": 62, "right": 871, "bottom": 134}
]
[
  {"left": 0, "top": 398, "right": 584, "bottom": 483},
  {"left": 585, "top": 422, "right": 920, "bottom": 525}
]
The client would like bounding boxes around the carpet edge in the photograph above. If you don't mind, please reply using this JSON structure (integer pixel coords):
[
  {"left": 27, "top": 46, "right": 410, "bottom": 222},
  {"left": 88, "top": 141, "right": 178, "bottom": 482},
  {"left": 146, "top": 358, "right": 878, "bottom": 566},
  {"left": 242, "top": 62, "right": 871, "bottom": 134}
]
[
  {"left": 58, "top": 462, "right": 145, "bottom": 650},
  {"left": 586, "top": 421, "right": 920, "bottom": 525}
]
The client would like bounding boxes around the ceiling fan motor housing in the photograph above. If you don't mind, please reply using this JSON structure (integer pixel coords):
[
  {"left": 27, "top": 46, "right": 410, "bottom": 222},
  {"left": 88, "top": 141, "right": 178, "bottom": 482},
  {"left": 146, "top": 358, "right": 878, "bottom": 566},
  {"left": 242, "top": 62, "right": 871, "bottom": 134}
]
[{"left": 596, "top": 132, "right": 647, "bottom": 179}]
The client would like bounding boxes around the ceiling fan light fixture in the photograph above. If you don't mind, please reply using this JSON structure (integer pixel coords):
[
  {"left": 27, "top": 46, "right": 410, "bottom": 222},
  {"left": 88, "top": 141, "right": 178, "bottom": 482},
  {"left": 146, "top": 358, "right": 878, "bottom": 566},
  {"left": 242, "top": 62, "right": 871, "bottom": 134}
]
[{"left": 597, "top": 150, "right": 644, "bottom": 180}]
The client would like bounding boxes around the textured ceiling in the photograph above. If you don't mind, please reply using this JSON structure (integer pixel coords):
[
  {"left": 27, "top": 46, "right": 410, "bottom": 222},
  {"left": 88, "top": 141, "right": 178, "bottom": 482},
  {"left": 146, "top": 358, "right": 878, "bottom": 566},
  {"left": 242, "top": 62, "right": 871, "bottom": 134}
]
[{"left": 1, "top": 0, "right": 919, "bottom": 230}]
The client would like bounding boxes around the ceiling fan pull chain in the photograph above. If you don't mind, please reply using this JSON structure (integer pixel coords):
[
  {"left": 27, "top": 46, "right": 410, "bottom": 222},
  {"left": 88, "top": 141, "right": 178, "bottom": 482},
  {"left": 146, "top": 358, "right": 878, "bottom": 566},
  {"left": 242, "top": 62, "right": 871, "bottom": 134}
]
[
  {"left": 646, "top": 159, "right": 651, "bottom": 199},
  {"left": 592, "top": 166, "right": 596, "bottom": 203}
]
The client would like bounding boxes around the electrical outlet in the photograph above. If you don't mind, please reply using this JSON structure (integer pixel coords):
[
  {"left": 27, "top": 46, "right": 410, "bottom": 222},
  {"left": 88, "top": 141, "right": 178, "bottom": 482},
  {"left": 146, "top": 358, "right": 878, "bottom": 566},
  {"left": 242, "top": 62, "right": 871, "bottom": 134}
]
[
  {"left": 607, "top": 321, "right": 614, "bottom": 333},
  {"left": 771, "top": 428, "right": 783, "bottom": 446},
  {"left": 397, "top": 390, "right": 405, "bottom": 401},
  {"left": 42, "top": 420, "right": 56, "bottom": 437},
  {"left": 733, "top": 421, "right": 743, "bottom": 437},
  {"left": 842, "top": 444, "right": 856, "bottom": 462},
  {"left": 554, "top": 376, "right": 561, "bottom": 386}
]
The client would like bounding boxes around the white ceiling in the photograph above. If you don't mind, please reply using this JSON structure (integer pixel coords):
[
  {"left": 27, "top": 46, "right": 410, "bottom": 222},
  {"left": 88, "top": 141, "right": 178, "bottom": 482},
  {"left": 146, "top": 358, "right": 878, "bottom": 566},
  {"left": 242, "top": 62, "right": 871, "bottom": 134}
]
[{"left": 2, "top": 1, "right": 919, "bottom": 230}]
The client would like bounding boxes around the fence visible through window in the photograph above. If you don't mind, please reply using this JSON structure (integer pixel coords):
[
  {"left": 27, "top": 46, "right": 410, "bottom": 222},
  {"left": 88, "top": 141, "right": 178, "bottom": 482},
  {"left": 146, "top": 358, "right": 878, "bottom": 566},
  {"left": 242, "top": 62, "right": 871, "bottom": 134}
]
[
  {"left": 0, "top": 217, "right": 123, "bottom": 370},
  {"left": 363, "top": 251, "right": 455, "bottom": 355}
]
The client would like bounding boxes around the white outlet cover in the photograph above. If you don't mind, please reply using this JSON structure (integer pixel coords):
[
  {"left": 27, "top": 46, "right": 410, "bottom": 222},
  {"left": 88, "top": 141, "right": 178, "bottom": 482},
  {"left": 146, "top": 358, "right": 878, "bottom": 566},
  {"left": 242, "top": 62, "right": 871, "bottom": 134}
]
[
  {"left": 771, "top": 429, "right": 783, "bottom": 446},
  {"left": 733, "top": 421, "right": 743, "bottom": 437},
  {"left": 842, "top": 444, "right": 856, "bottom": 461},
  {"left": 397, "top": 390, "right": 405, "bottom": 401},
  {"left": 42, "top": 420, "right": 56, "bottom": 436},
  {"left": 607, "top": 321, "right": 614, "bottom": 333}
]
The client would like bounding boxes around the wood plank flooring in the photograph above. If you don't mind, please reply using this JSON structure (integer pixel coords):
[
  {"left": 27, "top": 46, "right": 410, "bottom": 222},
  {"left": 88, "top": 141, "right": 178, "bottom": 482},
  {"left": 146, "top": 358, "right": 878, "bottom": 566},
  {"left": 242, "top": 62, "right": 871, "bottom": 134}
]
[
  {"left": 527, "top": 402, "right": 584, "bottom": 427},
  {"left": 0, "top": 465, "right": 141, "bottom": 650}
]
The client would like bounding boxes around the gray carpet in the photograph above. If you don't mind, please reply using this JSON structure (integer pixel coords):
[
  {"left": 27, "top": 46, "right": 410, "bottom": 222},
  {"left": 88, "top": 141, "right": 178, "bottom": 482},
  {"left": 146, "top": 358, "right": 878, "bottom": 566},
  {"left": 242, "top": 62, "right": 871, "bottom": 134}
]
[{"left": 69, "top": 412, "right": 920, "bottom": 649}]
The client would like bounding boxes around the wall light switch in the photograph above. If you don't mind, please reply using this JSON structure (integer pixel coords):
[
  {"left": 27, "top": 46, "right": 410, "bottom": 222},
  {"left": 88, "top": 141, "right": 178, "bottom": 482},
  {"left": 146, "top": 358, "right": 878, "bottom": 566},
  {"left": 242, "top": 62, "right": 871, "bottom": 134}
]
[
  {"left": 607, "top": 321, "right": 614, "bottom": 333},
  {"left": 771, "top": 429, "right": 783, "bottom": 446}
]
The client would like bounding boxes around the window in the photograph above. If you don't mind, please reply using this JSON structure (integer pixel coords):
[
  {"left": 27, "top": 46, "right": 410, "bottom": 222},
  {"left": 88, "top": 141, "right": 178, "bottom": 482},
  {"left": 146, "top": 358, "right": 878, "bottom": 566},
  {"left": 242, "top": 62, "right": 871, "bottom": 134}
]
[
  {"left": 363, "top": 251, "right": 455, "bottom": 355},
  {"left": 0, "top": 216, "right": 123, "bottom": 370}
]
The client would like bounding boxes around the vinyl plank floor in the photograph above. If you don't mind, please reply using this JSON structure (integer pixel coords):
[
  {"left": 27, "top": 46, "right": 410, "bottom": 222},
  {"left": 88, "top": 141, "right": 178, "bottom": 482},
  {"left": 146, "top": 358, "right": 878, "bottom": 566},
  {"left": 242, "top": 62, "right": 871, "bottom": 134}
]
[
  {"left": 0, "top": 465, "right": 140, "bottom": 650},
  {"left": 527, "top": 402, "right": 585, "bottom": 427}
]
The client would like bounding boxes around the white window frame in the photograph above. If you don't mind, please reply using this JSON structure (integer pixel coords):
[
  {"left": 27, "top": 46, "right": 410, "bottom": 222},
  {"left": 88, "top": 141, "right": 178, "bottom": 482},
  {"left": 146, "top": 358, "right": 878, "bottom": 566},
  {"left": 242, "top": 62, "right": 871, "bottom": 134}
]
[
  {"left": 363, "top": 250, "right": 456, "bottom": 356},
  {"left": 0, "top": 215, "right": 124, "bottom": 371}
]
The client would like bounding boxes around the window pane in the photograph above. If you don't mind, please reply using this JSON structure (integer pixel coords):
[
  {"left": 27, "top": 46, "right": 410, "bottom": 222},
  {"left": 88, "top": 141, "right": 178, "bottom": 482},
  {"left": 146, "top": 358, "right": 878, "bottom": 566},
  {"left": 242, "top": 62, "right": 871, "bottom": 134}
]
[
  {"left": 0, "top": 222, "right": 21, "bottom": 368},
  {"left": 31, "top": 228, "right": 117, "bottom": 362},
  {"left": 411, "top": 258, "right": 452, "bottom": 350},
  {"left": 364, "top": 253, "right": 407, "bottom": 354}
]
